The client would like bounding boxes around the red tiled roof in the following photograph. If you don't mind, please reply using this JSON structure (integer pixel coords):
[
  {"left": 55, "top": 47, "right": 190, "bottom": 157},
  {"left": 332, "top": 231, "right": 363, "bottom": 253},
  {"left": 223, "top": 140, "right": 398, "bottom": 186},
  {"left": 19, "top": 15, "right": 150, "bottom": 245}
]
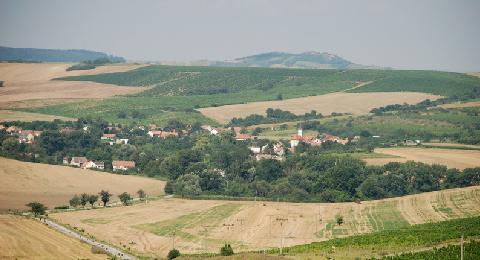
[
  {"left": 291, "top": 135, "right": 304, "bottom": 141},
  {"left": 235, "top": 134, "right": 252, "bottom": 140},
  {"left": 112, "top": 160, "right": 136, "bottom": 168}
]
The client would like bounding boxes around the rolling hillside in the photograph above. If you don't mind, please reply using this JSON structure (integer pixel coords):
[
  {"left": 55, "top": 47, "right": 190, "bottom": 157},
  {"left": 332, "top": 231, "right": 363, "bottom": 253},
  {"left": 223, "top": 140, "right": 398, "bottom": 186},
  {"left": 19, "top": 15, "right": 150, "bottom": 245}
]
[
  {"left": 50, "top": 186, "right": 480, "bottom": 258},
  {"left": 0, "top": 46, "right": 125, "bottom": 62},
  {"left": 21, "top": 65, "right": 480, "bottom": 126},
  {"left": 216, "top": 51, "right": 387, "bottom": 69},
  {"left": 58, "top": 65, "right": 480, "bottom": 98}
]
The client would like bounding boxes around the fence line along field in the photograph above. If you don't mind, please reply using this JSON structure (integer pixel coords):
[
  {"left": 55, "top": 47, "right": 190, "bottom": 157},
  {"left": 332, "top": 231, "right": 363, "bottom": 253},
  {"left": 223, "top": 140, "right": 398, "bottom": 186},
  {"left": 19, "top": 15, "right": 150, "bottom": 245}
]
[
  {"left": 198, "top": 92, "right": 441, "bottom": 123},
  {"left": 364, "top": 147, "right": 480, "bottom": 170},
  {"left": 50, "top": 186, "right": 480, "bottom": 258},
  {"left": 0, "top": 63, "right": 146, "bottom": 109},
  {"left": 0, "top": 215, "right": 106, "bottom": 260},
  {"left": 0, "top": 157, "right": 165, "bottom": 212}
]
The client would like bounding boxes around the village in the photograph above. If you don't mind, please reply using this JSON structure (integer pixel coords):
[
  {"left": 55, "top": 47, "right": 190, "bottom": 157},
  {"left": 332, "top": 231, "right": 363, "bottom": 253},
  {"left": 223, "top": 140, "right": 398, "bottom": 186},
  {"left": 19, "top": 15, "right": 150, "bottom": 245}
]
[{"left": 0, "top": 120, "right": 365, "bottom": 175}]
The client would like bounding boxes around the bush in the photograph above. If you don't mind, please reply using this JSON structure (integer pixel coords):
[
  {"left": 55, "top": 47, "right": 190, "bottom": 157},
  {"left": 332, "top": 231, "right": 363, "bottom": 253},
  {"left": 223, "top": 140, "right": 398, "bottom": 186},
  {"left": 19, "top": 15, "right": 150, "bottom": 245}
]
[
  {"left": 54, "top": 205, "right": 69, "bottom": 210},
  {"left": 167, "top": 249, "right": 180, "bottom": 259},
  {"left": 220, "top": 244, "right": 234, "bottom": 256},
  {"left": 66, "top": 64, "right": 96, "bottom": 71}
]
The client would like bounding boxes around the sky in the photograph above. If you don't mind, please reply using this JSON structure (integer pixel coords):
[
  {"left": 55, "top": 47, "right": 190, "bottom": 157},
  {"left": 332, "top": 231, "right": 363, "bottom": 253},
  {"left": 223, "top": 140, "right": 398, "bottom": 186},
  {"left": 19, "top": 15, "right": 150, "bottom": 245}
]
[{"left": 1, "top": 0, "right": 479, "bottom": 72}]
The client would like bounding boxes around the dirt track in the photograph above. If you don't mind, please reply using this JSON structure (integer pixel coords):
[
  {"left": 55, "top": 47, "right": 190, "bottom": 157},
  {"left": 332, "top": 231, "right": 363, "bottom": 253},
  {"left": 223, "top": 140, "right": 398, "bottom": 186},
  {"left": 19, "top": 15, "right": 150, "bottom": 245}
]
[
  {"left": 364, "top": 147, "right": 480, "bottom": 170},
  {"left": 0, "top": 157, "right": 165, "bottom": 212},
  {"left": 0, "top": 63, "right": 146, "bottom": 109},
  {"left": 51, "top": 186, "right": 480, "bottom": 257},
  {"left": 198, "top": 92, "right": 442, "bottom": 123},
  {"left": 0, "top": 215, "right": 106, "bottom": 259}
]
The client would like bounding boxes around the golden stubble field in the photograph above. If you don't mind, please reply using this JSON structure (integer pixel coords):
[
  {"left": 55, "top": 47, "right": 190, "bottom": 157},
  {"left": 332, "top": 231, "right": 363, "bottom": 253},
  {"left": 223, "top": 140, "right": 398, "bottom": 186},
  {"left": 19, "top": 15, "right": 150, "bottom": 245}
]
[
  {"left": 50, "top": 186, "right": 480, "bottom": 258},
  {"left": 0, "top": 157, "right": 165, "bottom": 212},
  {"left": 198, "top": 92, "right": 442, "bottom": 123},
  {"left": 0, "top": 62, "right": 147, "bottom": 110},
  {"left": 364, "top": 147, "right": 480, "bottom": 170},
  {"left": 0, "top": 214, "right": 107, "bottom": 260}
]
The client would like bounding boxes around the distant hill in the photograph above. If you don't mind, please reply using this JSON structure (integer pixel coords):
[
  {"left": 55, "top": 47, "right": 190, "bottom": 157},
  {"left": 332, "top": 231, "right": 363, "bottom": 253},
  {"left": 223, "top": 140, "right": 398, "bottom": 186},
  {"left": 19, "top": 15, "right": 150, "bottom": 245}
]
[
  {"left": 0, "top": 46, "right": 125, "bottom": 63},
  {"left": 216, "top": 51, "right": 388, "bottom": 69},
  {"left": 159, "top": 51, "right": 388, "bottom": 70}
]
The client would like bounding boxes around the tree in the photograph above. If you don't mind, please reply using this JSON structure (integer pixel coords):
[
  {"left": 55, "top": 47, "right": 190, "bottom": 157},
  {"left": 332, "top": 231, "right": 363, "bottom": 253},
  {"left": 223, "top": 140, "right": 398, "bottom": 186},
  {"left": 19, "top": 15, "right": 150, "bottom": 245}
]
[
  {"left": 336, "top": 214, "right": 344, "bottom": 226},
  {"left": 220, "top": 244, "right": 234, "bottom": 256},
  {"left": 164, "top": 181, "right": 174, "bottom": 194},
  {"left": 118, "top": 192, "right": 132, "bottom": 206},
  {"left": 80, "top": 193, "right": 89, "bottom": 207},
  {"left": 255, "top": 159, "right": 284, "bottom": 182},
  {"left": 26, "top": 202, "right": 47, "bottom": 217},
  {"left": 173, "top": 174, "right": 202, "bottom": 197},
  {"left": 167, "top": 249, "right": 180, "bottom": 260},
  {"left": 69, "top": 194, "right": 81, "bottom": 208},
  {"left": 99, "top": 190, "right": 112, "bottom": 207},
  {"left": 88, "top": 194, "right": 99, "bottom": 208},
  {"left": 137, "top": 189, "right": 146, "bottom": 200}
]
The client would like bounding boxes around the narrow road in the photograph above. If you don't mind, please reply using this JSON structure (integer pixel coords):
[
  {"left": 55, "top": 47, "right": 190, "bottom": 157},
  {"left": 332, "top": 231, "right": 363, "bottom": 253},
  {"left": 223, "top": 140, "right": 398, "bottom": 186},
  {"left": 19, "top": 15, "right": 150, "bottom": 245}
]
[{"left": 39, "top": 218, "right": 135, "bottom": 260}]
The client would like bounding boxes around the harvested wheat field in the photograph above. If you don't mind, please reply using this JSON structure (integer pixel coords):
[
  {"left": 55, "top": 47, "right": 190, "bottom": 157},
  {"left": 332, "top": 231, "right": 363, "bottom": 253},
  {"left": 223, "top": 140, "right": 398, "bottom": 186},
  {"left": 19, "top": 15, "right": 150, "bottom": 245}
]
[
  {"left": 438, "top": 101, "right": 480, "bottom": 109},
  {"left": 0, "top": 63, "right": 147, "bottom": 109},
  {"left": 0, "top": 109, "right": 74, "bottom": 122},
  {"left": 50, "top": 186, "right": 480, "bottom": 258},
  {"left": 0, "top": 214, "right": 106, "bottom": 259},
  {"left": 0, "top": 157, "right": 165, "bottom": 212},
  {"left": 198, "top": 92, "right": 441, "bottom": 123},
  {"left": 364, "top": 147, "right": 480, "bottom": 170}
]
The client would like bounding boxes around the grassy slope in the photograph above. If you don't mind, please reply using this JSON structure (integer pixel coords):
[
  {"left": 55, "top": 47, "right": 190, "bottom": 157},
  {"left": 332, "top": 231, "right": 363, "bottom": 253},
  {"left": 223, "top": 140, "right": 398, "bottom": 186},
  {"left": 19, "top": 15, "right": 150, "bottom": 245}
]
[{"left": 21, "top": 66, "right": 480, "bottom": 126}]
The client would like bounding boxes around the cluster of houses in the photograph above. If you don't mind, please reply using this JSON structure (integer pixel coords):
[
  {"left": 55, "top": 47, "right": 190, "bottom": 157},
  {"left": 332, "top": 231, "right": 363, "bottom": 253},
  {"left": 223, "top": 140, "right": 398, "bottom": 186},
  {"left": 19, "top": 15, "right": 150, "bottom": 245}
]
[
  {"left": 63, "top": 156, "right": 136, "bottom": 172},
  {"left": 101, "top": 133, "right": 129, "bottom": 145},
  {"left": 248, "top": 142, "right": 285, "bottom": 161},
  {"left": 147, "top": 130, "right": 179, "bottom": 138},
  {"left": 201, "top": 125, "right": 255, "bottom": 141},
  {"left": 290, "top": 128, "right": 359, "bottom": 150},
  {"left": 0, "top": 125, "right": 43, "bottom": 144}
]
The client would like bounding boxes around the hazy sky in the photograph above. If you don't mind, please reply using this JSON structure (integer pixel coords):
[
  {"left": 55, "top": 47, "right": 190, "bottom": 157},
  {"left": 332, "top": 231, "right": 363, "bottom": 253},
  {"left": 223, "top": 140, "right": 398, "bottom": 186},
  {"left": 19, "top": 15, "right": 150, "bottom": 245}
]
[{"left": 1, "top": 0, "right": 479, "bottom": 72}]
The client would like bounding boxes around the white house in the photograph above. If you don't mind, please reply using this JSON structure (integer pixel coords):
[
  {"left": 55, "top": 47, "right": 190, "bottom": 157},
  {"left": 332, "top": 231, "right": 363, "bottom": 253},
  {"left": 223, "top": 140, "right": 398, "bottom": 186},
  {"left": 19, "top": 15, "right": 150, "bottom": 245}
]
[{"left": 83, "top": 160, "right": 105, "bottom": 170}]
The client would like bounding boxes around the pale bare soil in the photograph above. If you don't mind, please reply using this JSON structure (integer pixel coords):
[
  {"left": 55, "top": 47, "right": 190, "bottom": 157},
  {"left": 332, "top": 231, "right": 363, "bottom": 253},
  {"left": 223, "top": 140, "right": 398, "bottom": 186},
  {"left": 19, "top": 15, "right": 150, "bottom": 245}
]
[
  {"left": 0, "top": 109, "right": 74, "bottom": 122},
  {"left": 364, "top": 147, "right": 480, "bottom": 170},
  {"left": 423, "top": 142, "right": 480, "bottom": 149},
  {"left": 0, "top": 63, "right": 147, "bottom": 109},
  {"left": 468, "top": 72, "right": 480, "bottom": 78},
  {"left": 438, "top": 101, "right": 480, "bottom": 109},
  {"left": 198, "top": 92, "right": 442, "bottom": 123},
  {"left": 0, "top": 214, "right": 106, "bottom": 259},
  {"left": 0, "top": 157, "right": 165, "bottom": 212},
  {"left": 0, "top": 63, "right": 144, "bottom": 83},
  {"left": 51, "top": 186, "right": 480, "bottom": 258}
]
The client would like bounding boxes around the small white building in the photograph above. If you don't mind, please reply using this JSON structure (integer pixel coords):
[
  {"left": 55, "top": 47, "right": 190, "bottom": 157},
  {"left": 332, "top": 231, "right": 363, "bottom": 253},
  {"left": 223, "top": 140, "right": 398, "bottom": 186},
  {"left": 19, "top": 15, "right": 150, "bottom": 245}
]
[{"left": 83, "top": 160, "right": 105, "bottom": 170}]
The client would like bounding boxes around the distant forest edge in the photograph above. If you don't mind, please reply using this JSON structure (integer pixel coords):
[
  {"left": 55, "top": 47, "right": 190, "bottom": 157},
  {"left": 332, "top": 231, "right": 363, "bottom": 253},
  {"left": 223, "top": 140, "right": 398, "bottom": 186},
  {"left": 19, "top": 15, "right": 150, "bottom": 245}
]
[
  {"left": 0, "top": 46, "right": 125, "bottom": 63},
  {"left": 58, "top": 65, "right": 480, "bottom": 100}
]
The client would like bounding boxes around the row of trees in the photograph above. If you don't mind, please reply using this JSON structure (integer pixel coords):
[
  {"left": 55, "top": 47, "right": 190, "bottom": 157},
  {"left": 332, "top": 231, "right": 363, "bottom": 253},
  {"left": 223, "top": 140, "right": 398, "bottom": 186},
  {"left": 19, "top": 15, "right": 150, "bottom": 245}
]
[
  {"left": 69, "top": 189, "right": 146, "bottom": 208},
  {"left": 229, "top": 108, "right": 323, "bottom": 127}
]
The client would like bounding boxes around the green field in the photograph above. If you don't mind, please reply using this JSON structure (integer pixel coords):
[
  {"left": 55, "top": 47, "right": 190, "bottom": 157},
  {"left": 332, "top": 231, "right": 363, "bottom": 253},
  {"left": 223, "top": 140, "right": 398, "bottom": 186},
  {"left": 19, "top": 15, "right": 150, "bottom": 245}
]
[
  {"left": 269, "top": 216, "right": 480, "bottom": 259},
  {"left": 58, "top": 66, "right": 480, "bottom": 98},
  {"left": 18, "top": 66, "right": 480, "bottom": 126}
]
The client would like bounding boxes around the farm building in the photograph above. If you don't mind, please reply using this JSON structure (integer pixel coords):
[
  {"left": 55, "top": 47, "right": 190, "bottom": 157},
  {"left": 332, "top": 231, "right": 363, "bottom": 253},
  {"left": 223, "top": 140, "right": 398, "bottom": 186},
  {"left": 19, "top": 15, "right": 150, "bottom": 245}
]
[
  {"left": 112, "top": 160, "right": 136, "bottom": 171},
  {"left": 83, "top": 160, "right": 105, "bottom": 170},
  {"left": 148, "top": 130, "right": 178, "bottom": 138},
  {"left": 70, "top": 157, "right": 88, "bottom": 168},
  {"left": 235, "top": 133, "right": 252, "bottom": 141}
]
